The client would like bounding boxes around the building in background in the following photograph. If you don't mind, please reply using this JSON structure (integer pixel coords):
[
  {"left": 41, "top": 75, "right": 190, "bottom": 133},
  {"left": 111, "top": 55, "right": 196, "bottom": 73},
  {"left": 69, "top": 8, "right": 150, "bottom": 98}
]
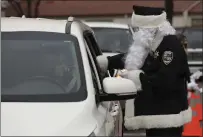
[{"left": 3, "top": 0, "right": 202, "bottom": 28}]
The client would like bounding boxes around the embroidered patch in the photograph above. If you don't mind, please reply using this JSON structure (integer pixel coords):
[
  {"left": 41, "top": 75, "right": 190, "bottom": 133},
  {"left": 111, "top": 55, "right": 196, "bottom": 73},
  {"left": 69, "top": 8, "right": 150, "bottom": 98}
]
[{"left": 162, "top": 51, "right": 173, "bottom": 65}]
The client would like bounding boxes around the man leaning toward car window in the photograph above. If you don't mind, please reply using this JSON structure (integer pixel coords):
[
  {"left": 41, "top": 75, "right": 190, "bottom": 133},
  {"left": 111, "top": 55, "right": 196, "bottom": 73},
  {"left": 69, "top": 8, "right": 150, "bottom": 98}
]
[{"left": 97, "top": 5, "right": 192, "bottom": 137}]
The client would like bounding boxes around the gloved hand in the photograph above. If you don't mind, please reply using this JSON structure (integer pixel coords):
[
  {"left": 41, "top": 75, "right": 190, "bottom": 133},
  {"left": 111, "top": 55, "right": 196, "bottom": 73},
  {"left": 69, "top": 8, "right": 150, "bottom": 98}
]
[
  {"left": 117, "top": 69, "right": 144, "bottom": 91},
  {"left": 117, "top": 69, "right": 128, "bottom": 77},
  {"left": 188, "top": 81, "right": 201, "bottom": 93}
]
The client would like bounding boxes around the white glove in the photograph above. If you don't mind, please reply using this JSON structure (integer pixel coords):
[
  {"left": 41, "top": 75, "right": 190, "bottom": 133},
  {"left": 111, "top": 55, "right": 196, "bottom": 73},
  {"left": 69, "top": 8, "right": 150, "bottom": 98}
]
[
  {"left": 118, "top": 69, "right": 144, "bottom": 91},
  {"left": 188, "top": 81, "right": 201, "bottom": 93},
  {"left": 190, "top": 71, "right": 202, "bottom": 81}
]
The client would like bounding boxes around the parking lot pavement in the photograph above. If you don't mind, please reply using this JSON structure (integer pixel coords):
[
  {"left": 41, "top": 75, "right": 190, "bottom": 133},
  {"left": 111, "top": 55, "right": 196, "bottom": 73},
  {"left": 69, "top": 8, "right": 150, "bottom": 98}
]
[{"left": 124, "top": 129, "right": 146, "bottom": 137}]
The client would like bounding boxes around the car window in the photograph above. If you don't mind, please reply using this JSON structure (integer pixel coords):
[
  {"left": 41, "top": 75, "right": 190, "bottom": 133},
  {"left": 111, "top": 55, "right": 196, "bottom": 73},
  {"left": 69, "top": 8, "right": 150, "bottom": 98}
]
[
  {"left": 85, "top": 31, "right": 103, "bottom": 56},
  {"left": 187, "top": 50, "right": 202, "bottom": 62},
  {"left": 176, "top": 28, "right": 203, "bottom": 62},
  {"left": 85, "top": 42, "right": 102, "bottom": 92},
  {"left": 176, "top": 28, "right": 202, "bottom": 49},
  {"left": 1, "top": 31, "right": 87, "bottom": 102},
  {"left": 176, "top": 28, "right": 202, "bottom": 62},
  {"left": 92, "top": 28, "right": 133, "bottom": 53},
  {"left": 84, "top": 31, "right": 104, "bottom": 81}
]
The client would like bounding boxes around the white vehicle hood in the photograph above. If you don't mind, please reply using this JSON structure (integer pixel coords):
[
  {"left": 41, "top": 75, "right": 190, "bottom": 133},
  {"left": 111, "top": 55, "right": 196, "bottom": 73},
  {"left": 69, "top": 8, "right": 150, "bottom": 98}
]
[{"left": 1, "top": 102, "right": 96, "bottom": 136}]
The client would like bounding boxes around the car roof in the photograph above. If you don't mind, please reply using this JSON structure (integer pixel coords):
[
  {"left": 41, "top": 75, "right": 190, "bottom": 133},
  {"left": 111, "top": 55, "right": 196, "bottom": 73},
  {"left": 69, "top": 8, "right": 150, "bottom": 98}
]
[
  {"left": 1, "top": 17, "right": 67, "bottom": 33},
  {"left": 84, "top": 21, "right": 129, "bottom": 29},
  {"left": 176, "top": 27, "right": 202, "bottom": 30}
]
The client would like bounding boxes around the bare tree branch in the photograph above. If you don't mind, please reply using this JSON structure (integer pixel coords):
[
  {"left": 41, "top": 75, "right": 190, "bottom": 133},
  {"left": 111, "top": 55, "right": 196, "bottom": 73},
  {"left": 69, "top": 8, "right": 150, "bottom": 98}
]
[
  {"left": 15, "top": 0, "right": 24, "bottom": 16},
  {"left": 34, "top": 0, "right": 41, "bottom": 17},
  {"left": 7, "top": 0, "right": 24, "bottom": 16},
  {"left": 6, "top": 0, "right": 41, "bottom": 17},
  {"left": 7, "top": 0, "right": 21, "bottom": 16}
]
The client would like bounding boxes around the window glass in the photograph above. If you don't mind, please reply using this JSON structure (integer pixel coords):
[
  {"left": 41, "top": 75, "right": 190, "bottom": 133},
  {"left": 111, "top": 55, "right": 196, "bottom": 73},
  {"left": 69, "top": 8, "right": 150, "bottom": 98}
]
[
  {"left": 2, "top": 32, "right": 87, "bottom": 102},
  {"left": 92, "top": 28, "right": 133, "bottom": 53}
]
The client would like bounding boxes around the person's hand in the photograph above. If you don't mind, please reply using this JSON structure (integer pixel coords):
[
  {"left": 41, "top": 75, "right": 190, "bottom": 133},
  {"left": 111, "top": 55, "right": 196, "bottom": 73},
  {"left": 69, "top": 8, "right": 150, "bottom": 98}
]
[
  {"left": 117, "top": 69, "right": 128, "bottom": 77},
  {"left": 117, "top": 69, "right": 144, "bottom": 91}
]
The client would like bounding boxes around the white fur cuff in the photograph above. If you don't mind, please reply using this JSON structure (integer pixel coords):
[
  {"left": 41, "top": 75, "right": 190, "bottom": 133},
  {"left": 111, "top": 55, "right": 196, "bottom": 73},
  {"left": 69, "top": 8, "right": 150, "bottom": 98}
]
[{"left": 124, "top": 107, "right": 192, "bottom": 130}]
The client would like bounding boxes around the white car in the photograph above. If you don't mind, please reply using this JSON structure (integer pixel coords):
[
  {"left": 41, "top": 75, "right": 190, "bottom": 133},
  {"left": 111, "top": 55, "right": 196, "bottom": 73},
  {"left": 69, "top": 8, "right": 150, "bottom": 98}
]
[
  {"left": 84, "top": 22, "right": 133, "bottom": 57},
  {"left": 84, "top": 22, "right": 134, "bottom": 113},
  {"left": 1, "top": 17, "right": 137, "bottom": 136},
  {"left": 84, "top": 22, "right": 134, "bottom": 121}
]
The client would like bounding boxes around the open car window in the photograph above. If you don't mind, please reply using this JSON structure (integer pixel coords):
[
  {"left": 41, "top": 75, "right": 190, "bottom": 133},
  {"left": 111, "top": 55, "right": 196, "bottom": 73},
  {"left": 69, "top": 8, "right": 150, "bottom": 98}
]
[
  {"left": 92, "top": 28, "right": 133, "bottom": 53},
  {"left": 2, "top": 31, "right": 87, "bottom": 102}
]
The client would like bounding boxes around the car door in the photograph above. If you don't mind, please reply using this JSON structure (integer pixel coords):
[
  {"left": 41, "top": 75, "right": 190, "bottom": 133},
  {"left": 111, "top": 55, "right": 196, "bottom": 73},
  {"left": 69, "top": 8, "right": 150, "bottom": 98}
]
[
  {"left": 84, "top": 31, "right": 122, "bottom": 136},
  {"left": 86, "top": 30, "right": 123, "bottom": 136}
]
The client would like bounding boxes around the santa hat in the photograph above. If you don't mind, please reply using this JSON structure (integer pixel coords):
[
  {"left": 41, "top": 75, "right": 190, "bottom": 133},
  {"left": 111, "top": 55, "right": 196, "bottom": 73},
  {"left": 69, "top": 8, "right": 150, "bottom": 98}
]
[{"left": 131, "top": 5, "right": 167, "bottom": 28}]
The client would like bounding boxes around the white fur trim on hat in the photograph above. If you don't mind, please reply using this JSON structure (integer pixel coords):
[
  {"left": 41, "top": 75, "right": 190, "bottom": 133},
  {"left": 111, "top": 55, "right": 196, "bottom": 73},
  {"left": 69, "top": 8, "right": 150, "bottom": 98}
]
[
  {"left": 131, "top": 12, "right": 167, "bottom": 28},
  {"left": 124, "top": 107, "right": 192, "bottom": 130}
]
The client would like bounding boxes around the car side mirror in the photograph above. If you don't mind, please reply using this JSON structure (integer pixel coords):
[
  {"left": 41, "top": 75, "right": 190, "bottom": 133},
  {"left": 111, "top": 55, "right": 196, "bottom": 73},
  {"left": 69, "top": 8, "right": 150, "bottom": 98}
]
[
  {"left": 98, "top": 77, "right": 138, "bottom": 102},
  {"left": 103, "top": 77, "right": 137, "bottom": 95}
]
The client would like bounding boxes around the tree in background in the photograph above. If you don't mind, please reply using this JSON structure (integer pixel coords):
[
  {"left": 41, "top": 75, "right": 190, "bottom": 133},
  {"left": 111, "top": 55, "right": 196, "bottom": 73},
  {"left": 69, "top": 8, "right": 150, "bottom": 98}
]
[
  {"left": 1, "top": 0, "right": 9, "bottom": 9},
  {"left": 6, "top": 0, "right": 41, "bottom": 17}
]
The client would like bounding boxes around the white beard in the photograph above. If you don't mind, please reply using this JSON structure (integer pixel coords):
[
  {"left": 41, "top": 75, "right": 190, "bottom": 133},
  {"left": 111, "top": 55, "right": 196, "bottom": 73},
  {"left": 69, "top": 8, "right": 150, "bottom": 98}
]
[
  {"left": 124, "top": 29, "right": 155, "bottom": 70},
  {"left": 124, "top": 21, "right": 176, "bottom": 70}
]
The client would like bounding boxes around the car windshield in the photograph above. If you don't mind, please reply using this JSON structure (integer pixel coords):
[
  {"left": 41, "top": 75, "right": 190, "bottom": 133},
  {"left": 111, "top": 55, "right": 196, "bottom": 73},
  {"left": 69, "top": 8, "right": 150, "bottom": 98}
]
[
  {"left": 176, "top": 28, "right": 202, "bottom": 62},
  {"left": 1, "top": 31, "right": 86, "bottom": 102},
  {"left": 176, "top": 28, "right": 202, "bottom": 49},
  {"left": 92, "top": 28, "right": 133, "bottom": 53}
]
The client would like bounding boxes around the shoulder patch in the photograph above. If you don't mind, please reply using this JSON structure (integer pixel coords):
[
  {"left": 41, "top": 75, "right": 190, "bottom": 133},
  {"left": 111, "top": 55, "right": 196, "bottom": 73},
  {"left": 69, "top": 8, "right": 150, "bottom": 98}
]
[{"left": 162, "top": 51, "right": 173, "bottom": 65}]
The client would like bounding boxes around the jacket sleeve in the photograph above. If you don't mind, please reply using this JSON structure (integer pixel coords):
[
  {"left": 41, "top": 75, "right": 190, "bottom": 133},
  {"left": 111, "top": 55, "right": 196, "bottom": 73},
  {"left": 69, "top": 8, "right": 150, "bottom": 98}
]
[
  {"left": 147, "top": 36, "right": 183, "bottom": 92},
  {"left": 107, "top": 53, "right": 126, "bottom": 70}
]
